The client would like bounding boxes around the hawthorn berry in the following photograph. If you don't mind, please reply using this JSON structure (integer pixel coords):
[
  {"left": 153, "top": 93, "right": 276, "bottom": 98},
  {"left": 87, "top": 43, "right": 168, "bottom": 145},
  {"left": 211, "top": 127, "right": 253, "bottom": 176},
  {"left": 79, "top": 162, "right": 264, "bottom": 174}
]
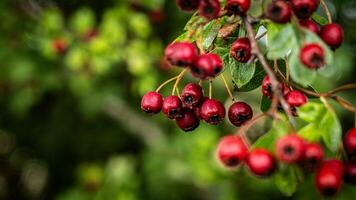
[
  {"left": 225, "top": 0, "right": 251, "bottom": 16},
  {"left": 176, "top": 109, "right": 200, "bottom": 132},
  {"left": 162, "top": 95, "right": 183, "bottom": 119},
  {"left": 176, "top": 0, "right": 200, "bottom": 12},
  {"left": 344, "top": 162, "right": 356, "bottom": 185},
  {"left": 199, "top": 0, "right": 221, "bottom": 20},
  {"left": 246, "top": 148, "right": 276, "bottom": 177},
  {"left": 191, "top": 53, "right": 223, "bottom": 79},
  {"left": 200, "top": 99, "right": 226, "bottom": 125},
  {"left": 344, "top": 128, "right": 356, "bottom": 158},
  {"left": 216, "top": 135, "right": 249, "bottom": 168},
  {"left": 228, "top": 102, "right": 253, "bottom": 127},
  {"left": 302, "top": 143, "right": 324, "bottom": 171},
  {"left": 262, "top": 76, "right": 291, "bottom": 99},
  {"left": 164, "top": 42, "right": 198, "bottom": 67},
  {"left": 290, "top": 0, "right": 319, "bottom": 19},
  {"left": 181, "top": 83, "right": 204, "bottom": 109},
  {"left": 320, "top": 23, "right": 344, "bottom": 49},
  {"left": 230, "top": 37, "right": 252, "bottom": 63},
  {"left": 300, "top": 43, "right": 325, "bottom": 69},
  {"left": 316, "top": 159, "right": 344, "bottom": 197},
  {"left": 266, "top": 0, "right": 292, "bottom": 24},
  {"left": 141, "top": 91, "right": 163, "bottom": 114},
  {"left": 285, "top": 90, "right": 308, "bottom": 107},
  {"left": 276, "top": 134, "right": 306, "bottom": 164},
  {"left": 300, "top": 19, "right": 320, "bottom": 34},
  {"left": 53, "top": 38, "right": 67, "bottom": 55}
]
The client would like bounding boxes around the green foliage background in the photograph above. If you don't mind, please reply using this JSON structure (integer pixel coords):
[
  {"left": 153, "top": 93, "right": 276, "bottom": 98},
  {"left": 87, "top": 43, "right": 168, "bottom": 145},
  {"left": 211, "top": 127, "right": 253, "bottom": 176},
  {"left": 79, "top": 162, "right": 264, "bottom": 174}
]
[{"left": 0, "top": 0, "right": 355, "bottom": 199}]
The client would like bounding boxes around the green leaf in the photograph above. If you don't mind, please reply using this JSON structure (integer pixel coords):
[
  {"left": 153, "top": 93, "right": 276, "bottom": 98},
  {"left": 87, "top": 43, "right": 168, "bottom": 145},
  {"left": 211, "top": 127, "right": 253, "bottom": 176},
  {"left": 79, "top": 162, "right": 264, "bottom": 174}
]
[
  {"left": 267, "top": 24, "right": 297, "bottom": 59},
  {"left": 252, "top": 129, "right": 276, "bottom": 152},
  {"left": 202, "top": 19, "right": 223, "bottom": 50},
  {"left": 228, "top": 56, "right": 256, "bottom": 88},
  {"left": 260, "top": 95, "right": 271, "bottom": 112},
  {"left": 274, "top": 165, "right": 298, "bottom": 196},
  {"left": 312, "top": 13, "right": 328, "bottom": 26},
  {"left": 298, "top": 102, "right": 326, "bottom": 123},
  {"left": 237, "top": 63, "right": 266, "bottom": 92},
  {"left": 299, "top": 123, "right": 322, "bottom": 142},
  {"left": 320, "top": 109, "right": 342, "bottom": 152}
]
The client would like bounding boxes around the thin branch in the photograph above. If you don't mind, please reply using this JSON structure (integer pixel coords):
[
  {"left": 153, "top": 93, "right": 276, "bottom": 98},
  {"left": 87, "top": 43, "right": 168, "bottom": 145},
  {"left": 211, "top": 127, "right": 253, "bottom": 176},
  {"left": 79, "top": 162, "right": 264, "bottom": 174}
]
[
  {"left": 209, "top": 80, "right": 213, "bottom": 99},
  {"left": 221, "top": 74, "right": 235, "bottom": 101},
  {"left": 172, "top": 68, "right": 188, "bottom": 95},
  {"left": 155, "top": 76, "right": 178, "bottom": 92},
  {"left": 320, "top": 0, "right": 333, "bottom": 24},
  {"left": 324, "top": 84, "right": 356, "bottom": 96}
]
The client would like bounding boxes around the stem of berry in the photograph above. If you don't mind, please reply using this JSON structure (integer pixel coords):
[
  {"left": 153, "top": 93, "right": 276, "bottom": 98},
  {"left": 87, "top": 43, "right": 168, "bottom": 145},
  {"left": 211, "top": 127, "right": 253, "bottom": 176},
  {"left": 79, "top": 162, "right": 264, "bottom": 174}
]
[
  {"left": 243, "top": 16, "right": 296, "bottom": 129},
  {"left": 209, "top": 80, "right": 213, "bottom": 99},
  {"left": 155, "top": 76, "right": 179, "bottom": 92},
  {"left": 172, "top": 68, "right": 189, "bottom": 95},
  {"left": 221, "top": 74, "right": 235, "bottom": 101},
  {"left": 320, "top": 0, "right": 332, "bottom": 24}
]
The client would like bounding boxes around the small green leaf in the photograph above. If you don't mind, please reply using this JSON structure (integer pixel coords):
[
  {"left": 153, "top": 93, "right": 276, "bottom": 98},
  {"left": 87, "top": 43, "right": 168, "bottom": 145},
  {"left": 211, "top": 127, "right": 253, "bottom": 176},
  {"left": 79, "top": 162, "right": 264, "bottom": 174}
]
[
  {"left": 267, "top": 24, "right": 297, "bottom": 59},
  {"left": 252, "top": 129, "right": 276, "bottom": 152},
  {"left": 237, "top": 64, "right": 266, "bottom": 92},
  {"left": 274, "top": 165, "right": 298, "bottom": 196},
  {"left": 299, "top": 123, "right": 322, "bottom": 142},
  {"left": 229, "top": 57, "right": 256, "bottom": 88},
  {"left": 202, "top": 19, "right": 223, "bottom": 50},
  {"left": 260, "top": 95, "right": 271, "bottom": 112},
  {"left": 298, "top": 102, "right": 326, "bottom": 123},
  {"left": 312, "top": 13, "right": 328, "bottom": 26},
  {"left": 320, "top": 109, "right": 342, "bottom": 152}
]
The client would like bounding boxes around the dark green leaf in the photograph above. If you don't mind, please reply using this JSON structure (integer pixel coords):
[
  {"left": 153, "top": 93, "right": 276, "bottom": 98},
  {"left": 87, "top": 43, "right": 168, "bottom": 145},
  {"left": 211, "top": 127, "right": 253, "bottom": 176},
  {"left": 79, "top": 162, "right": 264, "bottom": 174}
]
[
  {"left": 202, "top": 19, "right": 223, "bottom": 50},
  {"left": 274, "top": 165, "right": 298, "bottom": 196},
  {"left": 260, "top": 95, "right": 271, "bottom": 112},
  {"left": 237, "top": 63, "right": 266, "bottom": 92},
  {"left": 229, "top": 56, "right": 256, "bottom": 88}
]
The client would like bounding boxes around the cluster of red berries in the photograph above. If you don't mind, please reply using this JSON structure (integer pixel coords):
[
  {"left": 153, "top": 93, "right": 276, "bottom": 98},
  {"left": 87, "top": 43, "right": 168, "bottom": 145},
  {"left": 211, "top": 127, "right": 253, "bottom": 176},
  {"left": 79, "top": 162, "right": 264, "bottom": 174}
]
[{"left": 216, "top": 128, "right": 356, "bottom": 197}]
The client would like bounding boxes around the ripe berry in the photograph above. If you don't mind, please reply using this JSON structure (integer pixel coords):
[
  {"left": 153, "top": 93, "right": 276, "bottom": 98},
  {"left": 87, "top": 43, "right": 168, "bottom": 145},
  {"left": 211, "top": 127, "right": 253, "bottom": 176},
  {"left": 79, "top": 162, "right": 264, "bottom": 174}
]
[
  {"left": 53, "top": 38, "right": 67, "bottom": 55},
  {"left": 225, "top": 0, "right": 251, "bottom": 16},
  {"left": 181, "top": 83, "right": 204, "bottom": 109},
  {"left": 300, "top": 43, "right": 325, "bottom": 69},
  {"left": 191, "top": 53, "right": 223, "bottom": 79},
  {"left": 291, "top": 0, "right": 319, "bottom": 19},
  {"left": 285, "top": 90, "right": 308, "bottom": 107},
  {"left": 230, "top": 37, "right": 251, "bottom": 63},
  {"left": 316, "top": 160, "right": 344, "bottom": 197},
  {"left": 162, "top": 95, "right": 183, "bottom": 119},
  {"left": 302, "top": 143, "right": 324, "bottom": 171},
  {"left": 276, "top": 134, "right": 306, "bottom": 164},
  {"left": 141, "top": 91, "right": 163, "bottom": 114},
  {"left": 266, "top": 0, "right": 292, "bottom": 24},
  {"left": 176, "top": 109, "right": 200, "bottom": 132},
  {"left": 344, "top": 162, "right": 356, "bottom": 185},
  {"left": 164, "top": 42, "right": 198, "bottom": 67},
  {"left": 320, "top": 23, "right": 344, "bottom": 49},
  {"left": 262, "top": 76, "right": 291, "bottom": 99},
  {"left": 344, "top": 128, "right": 356, "bottom": 158},
  {"left": 200, "top": 99, "right": 226, "bottom": 125},
  {"left": 216, "top": 135, "right": 249, "bottom": 168},
  {"left": 228, "top": 102, "right": 253, "bottom": 127},
  {"left": 300, "top": 19, "right": 320, "bottom": 34},
  {"left": 176, "top": 0, "right": 200, "bottom": 12},
  {"left": 199, "top": 0, "right": 221, "bottom": 20},
  {"left": 246, "top": 148, "right": 276, "bottom": 177}
]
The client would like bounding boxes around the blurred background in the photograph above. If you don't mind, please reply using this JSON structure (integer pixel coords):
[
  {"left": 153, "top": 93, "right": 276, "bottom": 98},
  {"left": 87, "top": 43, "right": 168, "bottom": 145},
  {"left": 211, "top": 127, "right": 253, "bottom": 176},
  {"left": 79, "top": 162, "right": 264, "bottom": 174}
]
[{"left": 0, "top": 0, "right": 355, "bottom": 199}]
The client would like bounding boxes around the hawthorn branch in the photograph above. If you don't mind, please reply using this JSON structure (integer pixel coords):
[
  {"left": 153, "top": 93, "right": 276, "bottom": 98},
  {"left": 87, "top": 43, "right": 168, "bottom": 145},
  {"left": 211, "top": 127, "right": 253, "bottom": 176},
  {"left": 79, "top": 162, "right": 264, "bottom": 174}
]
[
  {"left": 243, "top": 16, "right": 296, "bottom": 129},
  {"left": 320, "top": 0, "right": 332, "bottom": 24}
]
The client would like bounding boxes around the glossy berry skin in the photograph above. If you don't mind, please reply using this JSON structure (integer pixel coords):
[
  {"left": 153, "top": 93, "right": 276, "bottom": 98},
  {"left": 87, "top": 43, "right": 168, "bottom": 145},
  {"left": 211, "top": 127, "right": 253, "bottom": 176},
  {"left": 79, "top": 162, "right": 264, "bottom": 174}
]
[
  {"left": 200, "top": 99, "right": 226, "bottom": 125},
  {"left": 230, "top": 37, "right": 251, "bottom": 63},
  {"left": 162, "top": 96, "right": 183, "bottom": 119},
  {"left": 276, "top": 134, "right": 306, "bottom": 164},
  {"left": 225, "top": 0, "right": 251, "bottom": 16},
  {"left": 291, "top": 0, "right": 319, "bottom": 19},
  {"left": 164, "top": 42, "right": 198, "bottom": 67},
  {"left": 246, "top": 149, "right": 276, "bottom": 177},
  {"left": 320, "top": 23, "right": 344, "bottom": 49},
  {"left": 300, "top": 19, "right": 320, "bottom": 34},
  {"left": 344, "top": 162, "right": 356, "bottom": 185},
  {"left": 344, "top": 128, "right": 356, "bottom": 157},
  {"left": 285, "top": 90, "right": 308, "bottom": 107},
  {"left": 216, "top": 135, "right": 249, "bottom": 168},
  {"left": 302, "top": 143, "right": 324, "bottom": 171},
  {"left": 141, "top": 91, "right": 163, "bottom": 114},
  {"left": 176, "top": 0, "right": 200, "bottom": 12},
  {"left": 228, "top": 102, "right": 253, "bottom": 127},
  {"left": 176, "top": 109, "right": 200, "bottom": 132},
  {"left": 300, "top": 43, "right": 325, "bottom": 69},
  {"left": 266, "top": 0, "right": 292, "bottom": 24},
  {"left": 316, "top": 160, "right": 344, "bottom": 197},
  {"left": 181, "top": 83, "right": 204, "bottom": 109},
  {"left": 262, "top": 76, "right": 291, "bottom": 99},
  {"left": 191, "top": 53, "right": 223, "bottom": 79},
  {"left": 199, "top": 0, "right": 221, "bottom": 20}
]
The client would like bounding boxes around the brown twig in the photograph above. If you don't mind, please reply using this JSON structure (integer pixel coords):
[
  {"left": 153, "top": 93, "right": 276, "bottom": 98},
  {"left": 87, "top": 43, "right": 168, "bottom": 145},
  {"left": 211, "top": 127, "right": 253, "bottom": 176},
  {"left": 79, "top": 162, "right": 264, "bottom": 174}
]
[
  {"left": 221, "top": 74, "right": 235, "bottom": 101},
  {"left": 320, "top": 0, "right": 333, "bottom": 24},
  {"left": 172, "top": 68, "right": 188, "bottom": 95},
  {"left": 236, "top": 113, "right": 267, "bottom": 147}
]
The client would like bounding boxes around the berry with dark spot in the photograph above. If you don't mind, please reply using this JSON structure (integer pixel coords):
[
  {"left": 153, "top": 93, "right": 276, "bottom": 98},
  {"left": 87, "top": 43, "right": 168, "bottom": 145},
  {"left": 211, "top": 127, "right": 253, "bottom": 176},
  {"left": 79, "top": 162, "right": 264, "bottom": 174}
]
[
  {"left": 300, "top": 43, "right": 325, "bottom": 69},
  {"left": 141, "top": 91, "right": 163, "bottom": 114},
  {"left": 164, "top": 42, "right": 198, "bottom": 67},
  {"left": 262, "top": 76, "right": 291, "bottom": 99},
  {"left": 266, "top": 0, "right": 292, "bottom": 24},
  {"left": 230, "top": 37, "right": 252, "bottom": 63},
  {"left": 316, "top": 159, "right": 344, "bottom": 197},
  {"left": 181, "top": 83, "right": 204, "bottom": 109},
  {"left": 200, "top": 99, "right": 226, "bottom": 125},
  {"left": 191, "top": 53, "right": 223, "bottom": 79},
  {"left": 176, "top": 0, "right": 200, "bottom": 12},
  {"left": 246, "top": 148, "right": 276, "bottom": 177},
  {"left": 276, "top": 134, "right": 306, "bottom": 164},
  {"left": 176, "top": 109, "right": 200, "bottom": 132},
  {"left": 162, "top": 95, "right": 183, "bottom": 119},
  {"left": 225, "top": 0, "right": 251, "bottom": 16},
  {"left": 302, "top": 143, "right": 324, "bottom": 171},
  {"left": 53, "top": 38, "right": 67, "bottom": 55},
  {"left": 199, "top": 0, "right": 221, "bottom": 20},
  {"left": 228, "top": 102, "right": 253, "bottom": 127},
  {"left": 216, "top": 135, "right": 249, "bottom": 168},
  {"left": 291, "top": 0, "right": 319, "bottom": 19}
]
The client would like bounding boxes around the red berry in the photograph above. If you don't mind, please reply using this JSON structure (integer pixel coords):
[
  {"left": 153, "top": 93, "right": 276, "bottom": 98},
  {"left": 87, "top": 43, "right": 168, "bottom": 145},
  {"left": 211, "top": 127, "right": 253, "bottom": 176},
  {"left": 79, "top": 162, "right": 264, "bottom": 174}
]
[
  {"left": 344, "top": 162, "right": 356, "bottom": 185},
  {"left": 246, "top": 148, "right": 276, "bottom": 177},
  {"left": 285, "top": 90, "right": 308, "bottom": 107},
  {"left": 162, "top": 95, "right": 183, "bottom": 119},
  {"left": 262, "top": 76, "right": 291, "bottom": 99},
  {"left": 291, "top": 0, "right": 319, "bottom": 19},
  {"left": 266, "top": 0, "right": 292, "bottom": 24},
  {"left": 300, "top": 19, "right": 320, "bottom": 34},
  {"left": 141, "top": 91, "right": 163, "bottom": 114},
  {"left": 316, "top": 160, "right": 344, "bottom": 197},
  {"left": 176, "top": 0, "right": 200, "bottom": 12},
  {"left": 302, "top": 143, "right": 324, "bottom": 171},
  {"left": 225, "top": 0, "right": 251, "bottom": 16},
  {"left": 181, "top": 83, "right": 204, "bottom": 109},
  {"left": 164, "top": 42, "right": 198, "bottom": 67},
  {"left": 176, "top": 109, "right": 200, "bottom": 132},
  {"left": 228, "top": 102, "right": 253, "bottom": 127},
  {"left": 53, "top": 38, "right": 67, "bottom": 55},
  {"left": 216, "top": 135, "right": 249, "bottom": 168},
  {"left": 344, "top": 128, "right": 356, "bottom": 158},
  {"left": 200, "top": 99, "right": 226, "bottom": 125},
  {"left": 300, "top": 43, "right": 325, "bottom": 69},
  {"left": 320, "top": 23, "right": 344, "bottom": 49},
  {"left": 199, "top": 0, "right": 221, "bottom": 20},
  {"left": 230, "top": 37, "right": 251, "bottom": 63},
  {"left": 276, "top": 134, "right": 306, "bottom": 164},
  {"left": 191, "top": 53, "right": 223, "bottom": 79}
]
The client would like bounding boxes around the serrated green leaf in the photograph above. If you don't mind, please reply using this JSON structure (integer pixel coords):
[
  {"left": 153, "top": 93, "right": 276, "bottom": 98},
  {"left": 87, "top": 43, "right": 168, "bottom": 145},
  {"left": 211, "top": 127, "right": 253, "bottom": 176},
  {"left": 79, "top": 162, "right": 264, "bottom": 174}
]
[
  {"left": 202, "top": 19, "right": 223, "bottom": 50},
  {"left": 320, "top": 109, "right": 342, "bottom": 152},
  {"left": 274, "top": 165, "right": 298, "bottom": 196},
  {"left": 229, "top": 57, "right": 256, "bottom": 88},
  {"left": 237, "top": 64, "right": 266, "bottom": 92}
]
